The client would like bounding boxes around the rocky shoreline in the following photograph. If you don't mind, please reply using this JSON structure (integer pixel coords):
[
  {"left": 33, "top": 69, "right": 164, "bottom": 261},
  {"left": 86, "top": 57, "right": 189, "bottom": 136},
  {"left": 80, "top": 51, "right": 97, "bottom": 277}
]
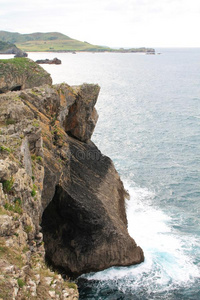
[{"left": 0, "top": 58, "right": 144, "bottom": 299}]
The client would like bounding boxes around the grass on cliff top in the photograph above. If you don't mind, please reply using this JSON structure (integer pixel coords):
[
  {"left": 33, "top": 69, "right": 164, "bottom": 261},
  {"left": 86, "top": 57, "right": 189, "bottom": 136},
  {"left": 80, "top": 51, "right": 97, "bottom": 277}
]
[
  {"left": 0, "top": 57, "right": 50, "bottom": 76},
  {"left": 0, "top": 57, "right": 37, "bottom": 68},
  {"left": 16, "top": 39, "right": 110, "bottom": 52}
]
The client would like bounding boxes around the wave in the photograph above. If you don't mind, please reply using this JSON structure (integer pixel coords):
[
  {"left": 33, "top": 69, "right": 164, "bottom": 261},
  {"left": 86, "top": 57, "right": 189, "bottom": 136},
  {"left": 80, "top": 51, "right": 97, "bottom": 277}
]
[{"left": 79, "top": 183, "right": 200, "bottom": 299}]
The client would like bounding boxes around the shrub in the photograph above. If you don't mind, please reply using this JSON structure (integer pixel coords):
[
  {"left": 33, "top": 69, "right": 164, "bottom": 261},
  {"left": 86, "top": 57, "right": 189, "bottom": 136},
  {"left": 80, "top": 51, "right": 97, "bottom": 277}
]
[
  {"left": 36, "top": 156, "right": 43, "bottom": 162},
  {"left": 31, "top": 188, "right": 36, "bottom": 197},
  {"left": 24, "top": 225, "right": 32, "bottom": 234},
  {"left": 66, "top": 282, "right": 77, "bottom": 289},
  {"left": 4, "top": 200, "right": 23, "bottom": 215},
  {"left": 5, "top": 118, "right": 16, "bottom": 125},
  {"left": 0, "top": 146, "right": 11, "bottom": 153},
  {"left": 2, "top": 178, "right": 14, "bottom": 193},
  {"left": 17, "top": 278, "right": 25, "bottom": 288},
  {"left": 14, "top": 198, "right": 22, "bottom": 206},
  {"left": 31, "top": 154, "right": 36, "bottom": 160}
]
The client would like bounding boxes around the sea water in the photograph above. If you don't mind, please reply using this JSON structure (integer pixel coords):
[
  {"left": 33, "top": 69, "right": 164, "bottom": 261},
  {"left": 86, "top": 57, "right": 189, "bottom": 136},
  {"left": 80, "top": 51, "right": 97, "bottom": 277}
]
[{"left": 25, "top": 50, "right": 200, "bottom": 298}]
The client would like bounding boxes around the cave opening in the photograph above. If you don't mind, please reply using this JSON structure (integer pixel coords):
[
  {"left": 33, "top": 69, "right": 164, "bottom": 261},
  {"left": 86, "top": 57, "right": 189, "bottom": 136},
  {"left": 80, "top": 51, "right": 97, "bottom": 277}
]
[
  {"left": 11, "top": 85, "right": 22, "bottom": 91},
  {"left": 41, "top": 185, "right": 95, "bottom": 277}
]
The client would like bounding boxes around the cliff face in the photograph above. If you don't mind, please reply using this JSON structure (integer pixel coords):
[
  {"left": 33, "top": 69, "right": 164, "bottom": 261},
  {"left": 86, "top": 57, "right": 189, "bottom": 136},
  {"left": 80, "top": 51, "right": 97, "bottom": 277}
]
[
  {"left": 0, "top": 59, "right": 144, "bottom": 297},
  {"left": 0, "top": 58, "right": 52, "bottom": 93},
  {"left": 0, "top": 41, "right": 27, "bottom": 57}
]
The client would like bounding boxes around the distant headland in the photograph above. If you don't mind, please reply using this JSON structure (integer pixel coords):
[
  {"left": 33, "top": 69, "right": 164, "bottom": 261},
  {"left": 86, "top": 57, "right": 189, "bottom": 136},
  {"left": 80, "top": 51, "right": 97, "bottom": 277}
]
[{"left": 0, "top": 30, "right": 155, "bottom": 54}]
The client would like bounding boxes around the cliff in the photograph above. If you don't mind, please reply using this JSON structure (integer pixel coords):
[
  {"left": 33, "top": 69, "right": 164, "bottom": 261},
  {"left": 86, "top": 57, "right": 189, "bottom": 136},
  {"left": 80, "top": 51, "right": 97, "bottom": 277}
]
[
  {"left": 0, "top": 58, "right": 52, "bottom": 94},
  {"left": 0, "top": 59, "right": 144, "bottom": 298},
  {"left": 0, "top": 40, "right": 27, "bottom": 57}
]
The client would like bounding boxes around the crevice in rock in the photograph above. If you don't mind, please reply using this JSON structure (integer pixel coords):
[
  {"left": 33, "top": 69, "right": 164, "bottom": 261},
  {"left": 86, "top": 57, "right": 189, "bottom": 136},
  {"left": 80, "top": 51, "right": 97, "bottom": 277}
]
[{"left": 11, "top": 85, "right": 22, "bottom": 91}]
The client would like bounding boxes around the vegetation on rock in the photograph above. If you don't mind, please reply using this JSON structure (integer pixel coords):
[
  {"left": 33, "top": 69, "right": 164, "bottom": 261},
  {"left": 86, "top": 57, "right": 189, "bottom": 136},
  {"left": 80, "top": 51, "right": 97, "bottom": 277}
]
[
  {"left": 0, "top": 60, "right": 144, "bottom": 298},
  {"left": 0, "top": 58, "right": 52, "bottom": 93}
]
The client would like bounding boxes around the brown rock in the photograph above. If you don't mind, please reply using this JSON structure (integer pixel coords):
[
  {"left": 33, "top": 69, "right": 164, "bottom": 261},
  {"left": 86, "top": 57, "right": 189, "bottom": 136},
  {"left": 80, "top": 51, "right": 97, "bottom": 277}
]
[
  {"left": 64, "top": 84, "right": 100, "bottom": 142},
  {"left": 36, "top": 57, "right": 61, "bottom": 65},
  {"left": 0, "top": 58, "right": 52, "bottom": 93},
  {"left": 0, "top": 78, "right": 144, "bottom": 282}
]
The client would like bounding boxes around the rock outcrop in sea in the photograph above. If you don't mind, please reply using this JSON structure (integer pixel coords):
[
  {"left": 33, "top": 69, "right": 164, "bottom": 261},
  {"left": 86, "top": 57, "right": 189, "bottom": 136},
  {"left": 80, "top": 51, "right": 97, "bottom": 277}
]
[
  {"left": 0, "top": 58, "right": 144, "bottom": 298},
  {"left": 36, "top": 57, "right": 61, "bottom": 65}
]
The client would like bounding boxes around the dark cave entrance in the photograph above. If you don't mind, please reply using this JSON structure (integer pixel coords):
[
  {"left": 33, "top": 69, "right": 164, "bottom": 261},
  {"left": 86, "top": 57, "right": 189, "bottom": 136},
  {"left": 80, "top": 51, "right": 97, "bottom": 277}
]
[
  {"left": 11, "top": 85, "right": 22, "bottom": 91},
  {"left": 41, "top": 185, "right": 76, "bottom": 275},
  {"left": 41, "top": 185, "right": 94, "bottom": 277}
]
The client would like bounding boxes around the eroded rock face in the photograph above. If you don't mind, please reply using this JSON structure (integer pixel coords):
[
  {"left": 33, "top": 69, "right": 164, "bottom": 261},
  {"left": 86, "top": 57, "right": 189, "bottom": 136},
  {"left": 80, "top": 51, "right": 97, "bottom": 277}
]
[
  {"left": 64, "top": 84, "right": 100, "bottom": 142},
  {"left": 42, "top": 138, "right": 144, "bottom": 277},
  {"left": 0, "top": 41, "right": 27, "bottom": 57},
  {"left": 0, "top": 58, "right": 52, "bottom": 93},
  {"left": 0, "top": 80, "right": 144, "bottom": 280}
]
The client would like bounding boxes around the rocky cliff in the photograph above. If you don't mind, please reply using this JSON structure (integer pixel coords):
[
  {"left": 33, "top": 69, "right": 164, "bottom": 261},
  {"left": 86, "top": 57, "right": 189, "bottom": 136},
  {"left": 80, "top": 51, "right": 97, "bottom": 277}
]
[
  {"left": 0, "top": 41, "right": 27, "bottom": 57},
  {"left": 0, "top": 58, "right": 52, "bottom": 93},
  {"left": 0, "top": 58, "right": 144, "bottom": 298}
]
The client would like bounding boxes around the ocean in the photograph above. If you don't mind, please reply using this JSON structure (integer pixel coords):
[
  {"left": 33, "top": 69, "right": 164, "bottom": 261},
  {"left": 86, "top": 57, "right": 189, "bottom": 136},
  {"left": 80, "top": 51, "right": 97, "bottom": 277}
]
[{"left": 4, "top": 49, "right": 200, "bottom": 299}]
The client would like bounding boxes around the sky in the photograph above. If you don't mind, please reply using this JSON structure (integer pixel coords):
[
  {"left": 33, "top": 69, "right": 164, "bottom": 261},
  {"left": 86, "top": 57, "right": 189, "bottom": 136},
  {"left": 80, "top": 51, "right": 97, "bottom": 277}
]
[{"left": 1, "top": 0, "right": 200, "bottom": 48}]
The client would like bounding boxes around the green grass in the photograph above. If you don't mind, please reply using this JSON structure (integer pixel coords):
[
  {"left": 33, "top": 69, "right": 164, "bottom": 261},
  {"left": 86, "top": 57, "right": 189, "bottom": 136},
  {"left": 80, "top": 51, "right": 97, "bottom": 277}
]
[
  {"left": 0, "top": 145, "right": 12, "bottom": 153},
  {"left": 24, "top": 225, "right": 32, "bottom": 234},
  {"left": 17, "top": 278, "right": 25, "bottom": 288},
  {"left": 2, "top": 178, "right": 14, "bottom": 193},
  {"left": 4, "top": 201, "right": 23, "bottom": 214},
  {"left": 31, "top": 188, "right": 37, "bottom": 197},
  {"left": 16, "top": 39, "right": 110, "bottom": 52},
  {"left": 66, "top": 282, "right": 77, "bottom": 289},
  {"left": 0, "top": 57, "right": 38, "bottom": 68},
  {"left": 0, "top": 30, "right": 155, "bottom": 53},
  {"left": 0, "top": 58, "right": 50, "bottom": 78},
  {"left": 5, "top": 118, "right": 16, "bottom": 125}
]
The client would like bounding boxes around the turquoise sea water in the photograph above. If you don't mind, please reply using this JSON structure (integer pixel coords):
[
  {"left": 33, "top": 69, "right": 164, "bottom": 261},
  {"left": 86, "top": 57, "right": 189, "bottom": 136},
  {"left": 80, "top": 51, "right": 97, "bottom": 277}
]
[{"left": 25, "top": 50, "right": 200, "bottom": 298}]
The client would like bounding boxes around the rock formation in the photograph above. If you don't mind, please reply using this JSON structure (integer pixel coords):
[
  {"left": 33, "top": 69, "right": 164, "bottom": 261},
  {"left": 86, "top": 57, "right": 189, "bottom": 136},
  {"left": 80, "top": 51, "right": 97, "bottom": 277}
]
[
  {"left": 0, "top": 58, "right": 52, "bottom": 93},
  {"left": 0, "top": 58, "right": 144, "bottom": 297},
  {"left": 0, "top": 40, "right": 27, "bottom": 57},
  {"left": 36, "top": 57, "right": 61, "bottom": 65}
]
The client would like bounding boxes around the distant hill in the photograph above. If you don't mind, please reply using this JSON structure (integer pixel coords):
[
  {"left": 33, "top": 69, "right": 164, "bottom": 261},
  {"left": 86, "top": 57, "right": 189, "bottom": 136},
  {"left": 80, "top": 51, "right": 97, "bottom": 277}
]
[
  {"left": 0, "top": 31, "right": 111, "bottom": 52},
  {"left": 0, "top": 31, "right": 155, "bottom": 53}
]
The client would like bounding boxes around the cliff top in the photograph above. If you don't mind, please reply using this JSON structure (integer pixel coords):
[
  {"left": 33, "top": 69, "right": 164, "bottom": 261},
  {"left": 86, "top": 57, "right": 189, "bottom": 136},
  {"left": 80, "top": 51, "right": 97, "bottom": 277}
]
[{"left": 0, "top": 58, "right": 52, "bottom": 93}]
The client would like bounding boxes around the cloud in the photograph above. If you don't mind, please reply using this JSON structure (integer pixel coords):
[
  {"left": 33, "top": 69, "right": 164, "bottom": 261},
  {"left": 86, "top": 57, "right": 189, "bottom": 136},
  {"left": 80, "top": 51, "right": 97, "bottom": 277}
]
[{"left": 1, "top": 0, "right": 200, "bottom": 47}]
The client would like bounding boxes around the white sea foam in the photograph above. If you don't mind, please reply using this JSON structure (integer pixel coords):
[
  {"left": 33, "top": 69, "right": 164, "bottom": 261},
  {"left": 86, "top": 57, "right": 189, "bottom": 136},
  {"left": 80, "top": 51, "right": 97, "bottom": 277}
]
[{"left": 83, "top": 183, "right": 200, "bottom": 291}]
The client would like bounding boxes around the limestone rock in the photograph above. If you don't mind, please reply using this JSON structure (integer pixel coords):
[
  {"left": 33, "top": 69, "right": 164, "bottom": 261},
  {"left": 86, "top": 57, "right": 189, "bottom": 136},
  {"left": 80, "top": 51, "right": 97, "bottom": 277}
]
[
  {"left": 0, "top": 58, "right": 52, "bottom": 93},
  {"left": 42, "top": 137, "right": 144, "bottom": 277},
  {"left": 64, "top": 83, "right": 100, "bottom": 142},
  {"left": 0, "top": 63, "right": 143, "bottom": 296}
]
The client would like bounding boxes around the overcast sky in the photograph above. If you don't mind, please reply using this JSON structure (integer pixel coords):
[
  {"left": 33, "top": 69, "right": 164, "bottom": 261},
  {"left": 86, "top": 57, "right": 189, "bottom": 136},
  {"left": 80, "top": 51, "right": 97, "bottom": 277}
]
[{"left": 1, "top": 0, "right": 200, "bottom": 48}]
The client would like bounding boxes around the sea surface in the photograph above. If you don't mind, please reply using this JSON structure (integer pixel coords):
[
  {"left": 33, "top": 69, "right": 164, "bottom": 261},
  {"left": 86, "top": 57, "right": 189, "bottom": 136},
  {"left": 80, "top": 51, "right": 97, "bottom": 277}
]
[{"left": 3, "top": 49, "right": 200, "bottom": 299}]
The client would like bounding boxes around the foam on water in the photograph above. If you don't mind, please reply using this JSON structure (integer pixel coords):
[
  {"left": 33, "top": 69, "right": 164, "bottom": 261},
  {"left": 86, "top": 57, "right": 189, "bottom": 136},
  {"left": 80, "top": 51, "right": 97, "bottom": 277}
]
[{"left": 80, "top": 183, "right": 200, "bottom": 297}]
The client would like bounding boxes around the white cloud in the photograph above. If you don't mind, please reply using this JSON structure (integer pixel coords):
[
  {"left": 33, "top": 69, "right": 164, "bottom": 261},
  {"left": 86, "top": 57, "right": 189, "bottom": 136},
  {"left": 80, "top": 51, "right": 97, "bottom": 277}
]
[{"left": 0, "top": 0, "right": 200, "bottom": 47}]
